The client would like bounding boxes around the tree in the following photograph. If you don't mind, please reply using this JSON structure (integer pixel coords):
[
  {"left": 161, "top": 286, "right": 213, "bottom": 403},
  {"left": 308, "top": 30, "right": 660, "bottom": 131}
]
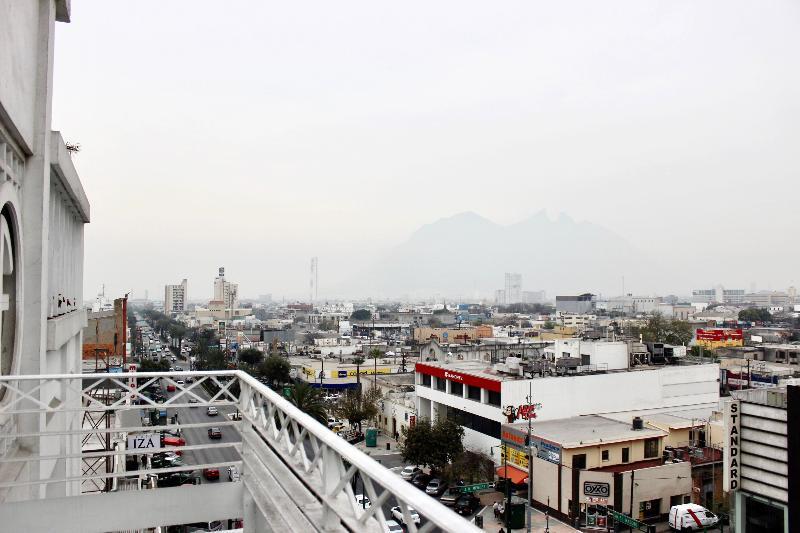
[
  {"left": 238, "top": 348, "right": 264, "bottom": 366},
  {"left": 334, "top": 386, "right": 382, "bottom": 432},
  {"left": 258, "top": 355, "right": 291, "bottom": 388},
  {"left": 304, "top": 332, "right": 323, "bottom": 344},
  {"left": 400, "top": 418, "right": 464, "bottom": 475},
  {"left": 169, "top": 324, "right": 187, "bottom": 350},
  {"left": 739, "top": 308, "right": 772, "bottom": 323},
  {"left": 138, "top": 358, "right": 170, "bottom": 372},
  {"left": 352, "top": 356, "right": 365, "bottom": 391},
  {"left": 427, "top": 317, "right": 443, "bottom": 328},
  {"left": 351, "top": 309, "right": 371, "bottom": 321},
  {"left": 447, "top": 450, "right": 495, "bottom": 484},
  {"left": 288, "top": 382, "right": 327, "bottom": 424},
  {"left": 319, "top": 318, "right": 336, "bottom": 331},
  {"left": 633, "top": 314, "right": 694, "bottom": 345},
  {"left": 196, "top": 348, "right": 227, "bottom": 371},
  {"left": 542, "top": 320, "right": 556, "bottom": 330},
  {"left": 368, "top": 348, "right": 381, "bottom": 359}
]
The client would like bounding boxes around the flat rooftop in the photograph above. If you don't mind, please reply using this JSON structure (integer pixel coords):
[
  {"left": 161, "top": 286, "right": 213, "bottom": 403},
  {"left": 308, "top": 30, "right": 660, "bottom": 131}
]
[{"left": 506, "top": 415, "right": 666, "bottom": 448}]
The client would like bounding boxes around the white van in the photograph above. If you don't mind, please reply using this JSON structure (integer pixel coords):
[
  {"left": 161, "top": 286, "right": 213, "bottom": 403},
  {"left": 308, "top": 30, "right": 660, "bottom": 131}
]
[{"left": 669, "top": 503, "right": 719, "bottom": 531}]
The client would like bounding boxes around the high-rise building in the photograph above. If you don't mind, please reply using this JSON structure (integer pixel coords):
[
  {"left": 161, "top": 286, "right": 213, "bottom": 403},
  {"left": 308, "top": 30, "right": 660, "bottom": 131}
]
[
  {"left": 692, "top": 286, "right": 745, "bottom": 304},
  {"left": 213, "top": 267, "right": 239, "bottom": 309},
  {"left": 164, "top": 279, "right": 187, "bottom": 313},
  {"left": 504, "top": 273, "right": 522, "bottom": 304}
]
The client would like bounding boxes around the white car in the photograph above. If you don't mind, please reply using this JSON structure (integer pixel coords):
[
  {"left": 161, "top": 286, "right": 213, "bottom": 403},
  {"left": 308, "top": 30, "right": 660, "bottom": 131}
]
[
  {"left": 354, "top": 494, "right": 371, "bottom": 510},
  {"left": 227, "top": 466, "right": 240, "bottom": 482},
  {"left": 669, "top": 503, "right": 720, "bottom": 531},
  {"left": 400, "top": 465, "right": 421, "bottom": 480},
  {"left": 176, "top": 380, "right": 184, "bottom": 386},
  {"left": 385, "top": 520, "right": 403, "bottom": 533},
  {"left": 206, "top": 406, "right": 219, "bottom": 416},
  {"left": 390, "top": 506, "right": 420, "bottom": 526}
]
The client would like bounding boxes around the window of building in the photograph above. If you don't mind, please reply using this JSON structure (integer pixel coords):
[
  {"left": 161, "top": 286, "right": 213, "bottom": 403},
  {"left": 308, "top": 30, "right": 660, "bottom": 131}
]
[
  {"left": 488, "top": 390, "right": 501, "bottom": 407},
  {"left": 421, "top": 374, "right": 431, "bottom": 387},
  {"left": 445, "top": 405, "right": 500, "bottom": 438},
  {"left": 436, "top": 377, "right": 446, "bottom": 392},
  {"left": 467, "top": 385, "right": 481, "bottom": 401},
  {"left": 601, "top": 450, "right": 609, "bottom": 462},
  {"left": 450, "top": 382, "right": 463, "bottom": 396},
  {"left": 644, "top": 438, "right": 659, "bottom": 459},
  {"left": 572, "top": 454, "right": 586, "bottom": 470},
  {"left": 622, "top": 447, "right": 630, "bottom": 463}
]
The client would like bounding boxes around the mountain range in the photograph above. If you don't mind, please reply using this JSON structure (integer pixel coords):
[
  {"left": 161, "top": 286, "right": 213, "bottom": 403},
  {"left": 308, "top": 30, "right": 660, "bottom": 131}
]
[{"left": 335, "top": 211, "right": 677, "bottom": 299}]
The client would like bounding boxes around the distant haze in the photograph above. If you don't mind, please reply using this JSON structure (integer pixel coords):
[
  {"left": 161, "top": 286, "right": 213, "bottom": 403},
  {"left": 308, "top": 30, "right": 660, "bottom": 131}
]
[{"left": 52, "top": 1, "right": 800, "bottom": 301}]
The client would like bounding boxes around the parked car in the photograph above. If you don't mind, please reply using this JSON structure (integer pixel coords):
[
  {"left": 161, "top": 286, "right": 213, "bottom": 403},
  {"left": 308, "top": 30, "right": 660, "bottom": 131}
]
[
  {"left": 439, "top": 487, "right": 462, "bottom": 507},
  {"left": 162, "top": 436, "right": 186, "bottom": 452},
  {"left": 384, "top": 520, "right": 403, "bottom": 533},
  {"left": 454, "top": 494, "right": 480, "bottom": 516},
  {"left": 390, "top": 506, "right": 421, "bottom": 526},
  {"left": 152, "top": 454, "right": 183, "bottom": 469},
  {"left": 207, "top": 427, "right": 222, "bottom": 439},
  {"left": 411, "top": 473, "right": 432, "bottom": 490},
  {"left": 400, "top": 465, "right": 421, "bottom": 481},
  {"left": 227, "top": 412, "right": 242, "bottom": 421},
  {"left": 203, "top": 468, "right": 220, "bottom": 481},
  {"left": 354, "top": 494, "right": 371, "bottom": 510},
  {"left": 669, "top": 504, "right": 720, "bottom": 531},
  {"left": 228, "top": 466, "right": 240, "bottom": 482},
  {"left": 425, "top": 478, "right": 447, "bottom": 496},
  {"left": 156, "top": 472, "right": 195, "bottom": 487},
  {"left": 206, "top": 406, "right": 219, "bottom": 416},
  {"left": 166, "top": 384, "right": 176, "bottom": 392}
]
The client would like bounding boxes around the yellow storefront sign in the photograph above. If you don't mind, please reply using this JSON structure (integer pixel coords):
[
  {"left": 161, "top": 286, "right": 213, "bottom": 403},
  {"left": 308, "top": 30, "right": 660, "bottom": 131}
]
[
  {"left": 501, "top": 444, "right": 528, "bottom": 469},
  {"left": 346, "top": 368, "right": 391, "bottom": 376}
]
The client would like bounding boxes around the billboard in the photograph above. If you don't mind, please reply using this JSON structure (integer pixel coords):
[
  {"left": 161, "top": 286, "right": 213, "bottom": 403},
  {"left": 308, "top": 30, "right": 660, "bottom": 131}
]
[{"left": 696, "top": 329, "right": 743, "bottom": 348}]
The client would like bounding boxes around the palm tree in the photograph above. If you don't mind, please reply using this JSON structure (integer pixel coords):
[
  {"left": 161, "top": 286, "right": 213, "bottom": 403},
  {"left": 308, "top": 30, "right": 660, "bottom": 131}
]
[
  {"left": 352, "top": 356, "right": 365, "bottom": 394},
  {"left": 288, "top": 382, "right": 327, "bottom": 424}
]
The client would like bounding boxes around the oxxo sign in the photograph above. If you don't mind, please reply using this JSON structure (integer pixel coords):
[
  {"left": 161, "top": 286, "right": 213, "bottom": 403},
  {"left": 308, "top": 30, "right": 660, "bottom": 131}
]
[
  {"left": 583, "top": 481, "right": 610, "bottom": 499},
  {"left": 723, "top": 400, "right": 741, "bottom": 491}
]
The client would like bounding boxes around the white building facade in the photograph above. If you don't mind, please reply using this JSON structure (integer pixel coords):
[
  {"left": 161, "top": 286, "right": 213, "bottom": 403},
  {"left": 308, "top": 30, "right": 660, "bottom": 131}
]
[
  {"left": 213, "top": 266, "right": 239, "bottom": 309},
  {"left": 0, "top": 0, "right": 90, "bottom": 501},
  {"left": 415, "top": 361, "right": 720, "bottom": 464},
  {"left": 164, "top": 278, "right": 187, "bottom": 313}
]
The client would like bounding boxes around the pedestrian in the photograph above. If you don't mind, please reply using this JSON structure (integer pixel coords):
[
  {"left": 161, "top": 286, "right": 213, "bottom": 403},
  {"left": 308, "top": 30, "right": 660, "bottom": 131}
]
[
  {"left": 493, "top": 501, "right": 499, "bottom": 518},
  {"left": 498, "top": 528, "right": 505, "bottom": 533}
]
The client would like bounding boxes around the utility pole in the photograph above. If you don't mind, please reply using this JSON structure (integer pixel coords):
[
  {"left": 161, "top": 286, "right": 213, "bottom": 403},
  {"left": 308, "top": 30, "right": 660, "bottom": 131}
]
[
  {"left": 629, "top": 469, "right": 635, "bottom": 533},
  {"left": 526, "top": 381, "right": 534, "bottom": 533}
]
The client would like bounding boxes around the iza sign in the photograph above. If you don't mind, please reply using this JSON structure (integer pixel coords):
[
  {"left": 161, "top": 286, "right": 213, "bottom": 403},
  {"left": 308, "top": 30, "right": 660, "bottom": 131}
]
[
  {"left": 723, "top": 400, "right": 741, "bottom": 491},
  {"left": 127, "top": 433, "right": 162, "bottom": 450}
]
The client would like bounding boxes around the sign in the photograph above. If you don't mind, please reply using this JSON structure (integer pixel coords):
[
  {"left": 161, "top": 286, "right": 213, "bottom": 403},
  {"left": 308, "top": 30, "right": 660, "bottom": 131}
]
[
  {"left": 500, "top": 444, "right": 529, "bottom": 469},
  {"left": 127, "top": 433, "right": 161, "bottom": 450},
  {"left": 696, "top": 328, "right": 743, "bottom": 348},
  {"left": 607, "top": 509, "right": 649, "bottom": 532},
  {"left": 415, "top": 363, "right": 501, "bottom": 392},
  {"left": 127, "top": 363, "right": 137, "bottom": 389},
  {"left": 409, "top": 415, "right": 416, "bottom": 428},
  {"left": 458, "top": 482, "right": 494, "bottom": 493},
  {"left": 583, "top": 481, "right": 610, "bottom": 498},
  {"left": 346, "top": 368, "right": 390, "bottom": 376},
  {"left": 723, "top": 399, "right": 741, "bottom": 492}
]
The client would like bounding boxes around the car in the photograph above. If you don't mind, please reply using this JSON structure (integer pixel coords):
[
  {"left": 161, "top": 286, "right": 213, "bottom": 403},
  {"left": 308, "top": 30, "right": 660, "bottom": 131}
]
[
  {"left": 410, "top": 472, "right": 432, "bottom": 490},
  {"left": 400, "top": 465, "right": 421, "bottom": 480},
  {"left": 161, "top": 427, "right": 181, "bottom": 438},
  {"left": 439, "top": 487, "right": 462, "bottom": 507},
  {"left": 354, "top": 494, "right": 371, "bottom": 510},
  {"left": 203, "top": 468, "right": 220, "bottom": 481},
  {"left": 425, "top": 478, "right": 447, "bottom": 496},
  {"left": 669, "top": 503, "right": 720, "bottom": 531},
  {"left": 227, "top": 412, "right": 242, "bottom": 421},
  {"left": 152, "top": 455, "right": 184, "bottom": 469},
  {"left": 228, "top": 466, "right": 240, "bottom": 482},
  {"left": 206, "top": 406, "right": 218, "bottom": 416},
  {"left": 166, "top": 384, "right": 176, "bottom": 392},
  {"left": 327, "top": 418, "right": 342, "bottom": 429},
  {"left": 188, "top": 398, "right": 199, "bottom": 407},
  {"left": 186, "top": 376, "right": 194, "bottom": 383},
  {"left": 208, "top": 427, "right": 222, "bottom": 439},
  {"left": 454, "top": 494, "right": 480, "bottom": 515},
  {"left": 156, "top": 472, "right": 195, "bottom": 487},
  {"left": 390, "top": 506, "right": 421, "bottom": 526},
  {"left": 162, "top": 436, "right": 186, "bottom": 452},
  {"left": 176, "top": 380, "right": 184, "bottom": 386},
  {"left": 384, "top": 520, "right": 403, "bottom": 533}
]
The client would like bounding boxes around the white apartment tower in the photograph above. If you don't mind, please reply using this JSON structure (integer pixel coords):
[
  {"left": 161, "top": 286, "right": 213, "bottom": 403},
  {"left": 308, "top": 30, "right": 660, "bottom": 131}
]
[
  {"left": 213, "top": 267, "right": 239, "bottom": 309},
  {"left": 504, "top": 272, "right": 522, "bottom": 304},
  {"left": 164, "top": 278, "right": 187, "bottom": 313}
]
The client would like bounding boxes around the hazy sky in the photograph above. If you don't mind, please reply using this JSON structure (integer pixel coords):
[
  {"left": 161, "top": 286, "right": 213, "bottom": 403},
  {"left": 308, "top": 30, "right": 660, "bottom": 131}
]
[{"left": 52, "top": 1, "right": 800, "bottom": 302}]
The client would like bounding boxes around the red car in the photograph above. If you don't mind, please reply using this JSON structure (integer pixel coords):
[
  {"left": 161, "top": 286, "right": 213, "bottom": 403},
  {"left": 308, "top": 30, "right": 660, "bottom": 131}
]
[
  {"left": 203, "top": 468, "right": 220, "bottom": 481},
  {"left": 162, "top": 436, "right": 186, "bottom": 454},
  {"left": 166, "top": 384, "right": 176, "bottom": 392}
]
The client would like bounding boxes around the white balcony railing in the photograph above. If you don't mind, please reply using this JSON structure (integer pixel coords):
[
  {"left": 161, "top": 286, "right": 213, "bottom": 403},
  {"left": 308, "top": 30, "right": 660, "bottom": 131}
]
[{"left": 0, "top": 370, "right": 481, "bottom": 533}]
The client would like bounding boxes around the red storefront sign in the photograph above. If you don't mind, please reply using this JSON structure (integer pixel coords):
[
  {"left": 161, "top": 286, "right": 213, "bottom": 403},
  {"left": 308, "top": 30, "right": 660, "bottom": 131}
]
[
  {"left": 415, "top": 363, "right": 501, "bottom": 392},
  {"left": 697, "top": 329, "right": 743, "bottom": 341}
]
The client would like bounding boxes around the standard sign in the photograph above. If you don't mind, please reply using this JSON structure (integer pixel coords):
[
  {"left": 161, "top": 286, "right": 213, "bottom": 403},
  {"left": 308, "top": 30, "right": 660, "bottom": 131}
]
[
  {"left": 127, "top": 433, "right": 162, "bottom": 450},
  {"left": 723, "top": 399, "right": 741, "bottom": 491},
  {"left": 583, "top": 481, "right": 610, "bottom": 498}
]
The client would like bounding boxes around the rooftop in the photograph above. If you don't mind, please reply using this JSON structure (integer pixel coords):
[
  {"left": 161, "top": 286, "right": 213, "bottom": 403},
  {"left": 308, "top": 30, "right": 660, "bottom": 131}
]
[{"left": 505, "top": 415, "right": 666, "bottom": 448}]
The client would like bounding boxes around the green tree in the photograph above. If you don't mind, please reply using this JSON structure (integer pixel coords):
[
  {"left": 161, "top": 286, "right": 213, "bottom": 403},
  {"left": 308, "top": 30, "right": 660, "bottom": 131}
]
[
  {"left": 334, "top": 386, "right": 382, "bottom": 432},
  {"left": 368, "top": 348, "right": 381, "bottom": 359},
  {"left": 169, "top": 324, "right": 187, "bottom": 351},
  {"left": 196, "top": 348, "right": 227, "bottom": 371},
  {"left": 738, "top": 308, "right": 772, "bottom": 323},
  {"left": 633, "top": 314, "right": 694, "bottom": 345},
  {"left": 288, "top": 381, "right": 327, "bottom": 424},
  {"left": 447, "top": 450, "right": 495, "bottom": 484},
  {"left": 352, "top": 356, "right": 365, "bottom": 391},
  {"left": 138, "top": 358, "right": 170, "bottom": 372},
  {"left": 238, "top": 348, "right": 264, "bottom": 366},
  {"left": 427, "top": 317, "right": 442, "bottom": 328},
  {"left": 400, "top": 418, "right": 464, "bottom": 475},
  {"left": 351, "top": 309, "right": 371, "bottom": 321},
  {"left": 258, "top": 355, "right": 291, "bottom": 388},
  {"left": 542, "top": 320, "right": 556, "bottom": 330}
]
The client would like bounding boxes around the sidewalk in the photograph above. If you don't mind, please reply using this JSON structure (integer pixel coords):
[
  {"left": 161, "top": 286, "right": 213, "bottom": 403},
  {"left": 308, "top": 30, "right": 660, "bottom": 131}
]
[
  {"left": 351, "top": 432, "right": 401, "bottom": 455},
  {"left": 476, "top": 492, "right": 579, "bottom": 533}
]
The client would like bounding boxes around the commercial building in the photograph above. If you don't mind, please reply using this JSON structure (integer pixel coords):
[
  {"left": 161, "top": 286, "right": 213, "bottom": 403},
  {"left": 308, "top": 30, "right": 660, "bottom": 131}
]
[
  {"left": 213, "top": 266, "right": 239, "bottom": 310},
  {"left": 164, "top": 278, "right": 187, "bottom": 313},
  {"left": 0, "top": 0, "right": 90, "bottom": 500},
  {"left": 505, "top": 273, "right": 522, "bottom": 304},
  {"left": 556, "top": 294, "right": 596, "bottom": 315},
  {"left": 501, "top": 416, "right": 692, "bottom": 527},
  {"left": 724, "top": 386, "right": 798, "bottom": 533},
  {"left": 415, "top": 358, "right": 720, "bottom": 464},
  {"left": 82, "top": 297, "right": 128, "bottom": 367},
  {"left": 692, "top": 286, "right": 745, "bottom": 305}
]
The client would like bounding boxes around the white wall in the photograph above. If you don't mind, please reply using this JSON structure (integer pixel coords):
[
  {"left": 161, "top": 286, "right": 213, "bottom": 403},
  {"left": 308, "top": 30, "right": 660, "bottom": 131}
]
[{"left": 0, "top": 0, "right": 39, "bottom": 148}]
